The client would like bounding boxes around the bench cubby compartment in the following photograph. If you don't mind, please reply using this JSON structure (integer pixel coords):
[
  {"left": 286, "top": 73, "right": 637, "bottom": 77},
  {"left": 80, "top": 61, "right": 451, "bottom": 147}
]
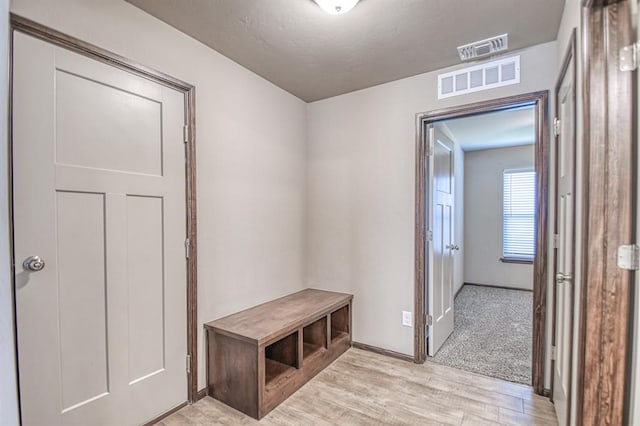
[
  {"left": 303, "top": 316, "right": 327, "bottom": 360},
  {"left": 331, "top": 304, "right": 350, "bottom": 343},
  {"left": 265, "top": 332, "right": 298, "bottom": 387},
  {"left": 205, "top": 289, "right": 352, "bottom": 419}
]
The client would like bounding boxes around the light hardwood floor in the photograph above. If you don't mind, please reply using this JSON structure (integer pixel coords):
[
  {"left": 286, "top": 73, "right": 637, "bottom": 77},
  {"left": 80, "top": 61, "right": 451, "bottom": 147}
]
[{"left": 157, "top": 348, "right": 557, "bottom": 425}]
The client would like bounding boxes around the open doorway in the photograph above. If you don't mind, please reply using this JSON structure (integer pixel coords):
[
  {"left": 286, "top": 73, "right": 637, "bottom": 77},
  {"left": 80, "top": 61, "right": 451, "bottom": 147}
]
[
  {"left": 414, "top": 91, "right": 549, "bottom": 394},
  {"left": 428, "top": 105, "right": 537, "bottom": 385}
]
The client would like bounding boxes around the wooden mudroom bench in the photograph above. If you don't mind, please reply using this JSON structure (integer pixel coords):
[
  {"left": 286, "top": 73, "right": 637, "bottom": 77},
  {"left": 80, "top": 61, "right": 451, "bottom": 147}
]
[{"left": 204, "top": 288, "right": 353, "bottom": 419}]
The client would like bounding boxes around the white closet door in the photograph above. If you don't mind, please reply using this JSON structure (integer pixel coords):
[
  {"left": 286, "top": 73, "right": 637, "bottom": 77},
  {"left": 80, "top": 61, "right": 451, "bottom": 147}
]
[
  {"left": 428, "top": 127, "right": 456, "bottom": 356},
  {"left": 13, "top": 32, "right": 187, "bottom": 426}
]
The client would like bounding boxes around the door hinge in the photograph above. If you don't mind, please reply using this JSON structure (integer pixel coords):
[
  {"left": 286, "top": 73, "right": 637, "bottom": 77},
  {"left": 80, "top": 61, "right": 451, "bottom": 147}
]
[
  {"left": 425, "top": 314, "right": 433, "bottom": 326},
  {"left": 551, "top": 345, "right": 557, "bottom": 361},
  {"left": 186, "top": 354, "right": 191, "bottom": 374},
  {"left": 620, "top": 42, "right": 640, "bottom": 71},
  {"left": 553, "top": 234, "right": 559, "bottom": 249},
  {"left": 553, "top": 117, "right": 561, "bottom": 137},
  {"left": 617, "top": 244, "right": 639, "bottom": 271},
  {"left": 185, "top": 238, "right": 191, "bottom": 259},
  {"left": 183, "top": 125, "right": 189, "bottom": 144},
  {"left": 427, "top": 230, "right": 433, "bottom": 242}
]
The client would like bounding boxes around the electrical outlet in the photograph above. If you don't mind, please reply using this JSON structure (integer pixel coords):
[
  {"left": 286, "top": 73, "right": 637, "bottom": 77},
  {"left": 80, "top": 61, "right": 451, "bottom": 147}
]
[{"left": 402, "top": 311, "right": 412, "bottom": 327}]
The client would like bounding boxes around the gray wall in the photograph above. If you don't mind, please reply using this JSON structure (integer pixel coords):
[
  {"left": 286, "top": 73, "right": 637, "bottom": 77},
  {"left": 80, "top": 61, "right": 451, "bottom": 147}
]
[
  {"left": 0, "top": 0, "right": 19, "bottom": 423},
  {"left": 306, "top": 41, "right": 557, "bottom": 357},
  {"left": 464, "top": 145, "right": 535, "bottom": 291},
  {"left": 10, "top": 0, "right": 309, "bottom": 391}
]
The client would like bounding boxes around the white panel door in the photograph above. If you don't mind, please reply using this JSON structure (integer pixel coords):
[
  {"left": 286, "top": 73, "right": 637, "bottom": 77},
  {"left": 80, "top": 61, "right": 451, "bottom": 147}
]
[
  {"left": 552, "top": 50, "right": 576, "bottom": 426},
  {"left": 13, "top": 32, "right": 187, "bottom": 426},
  {"left": 428, "top": 126, "right": 456, "bottom": 356}
]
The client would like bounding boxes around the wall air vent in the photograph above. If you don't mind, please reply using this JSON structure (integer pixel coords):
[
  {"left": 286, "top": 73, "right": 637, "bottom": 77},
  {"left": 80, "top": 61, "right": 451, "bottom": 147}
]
[
  {"left": 437, "top": 55, "right": 520, "bottom": 100},
  {"left": 457, "top": 34, "right": 508, "bottom": 61}
]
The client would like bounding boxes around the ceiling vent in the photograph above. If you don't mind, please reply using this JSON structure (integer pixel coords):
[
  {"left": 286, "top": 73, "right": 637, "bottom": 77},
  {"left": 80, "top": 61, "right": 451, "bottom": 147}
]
[
  {"left": 437, "top": 55, "right": 520, "bottom": 99},
  {"left": 457, "top": 34, "right": 508, "bottom": 61}
]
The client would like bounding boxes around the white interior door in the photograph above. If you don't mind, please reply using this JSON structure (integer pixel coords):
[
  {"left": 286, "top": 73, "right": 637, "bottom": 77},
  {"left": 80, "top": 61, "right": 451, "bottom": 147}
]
[
  {"left": 552, "top": 49, "right": 576, "bottom": 426},
  {"left": 13, "top": 32, "right": 187, "bottom": 426},
  {"left": 427, "top": 126, "right": 456, "bottom": 356}
]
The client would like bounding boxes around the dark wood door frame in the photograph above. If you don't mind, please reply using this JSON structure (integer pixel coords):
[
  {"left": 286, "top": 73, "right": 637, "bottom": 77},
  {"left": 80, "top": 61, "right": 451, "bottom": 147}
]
[
  {"left": 8, "top": 15, "right": 200, "bottom": 403},
  {"left": 576, "top": 1, "right": 634, "bottom": 424},
  {"left": 414, "top": 91, "right": 550, "bottom": 395},
  {"left": 549, "top": 28, "right": 577, "bottom": 412}
]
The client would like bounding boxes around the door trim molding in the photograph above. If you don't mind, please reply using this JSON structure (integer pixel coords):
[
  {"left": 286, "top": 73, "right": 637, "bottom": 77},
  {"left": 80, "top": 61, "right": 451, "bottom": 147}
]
[
  {"left": 414, "top": 91, "right": 549, "bottom": 395},
  {"left": 577, "top": 1, "right": 634, "bottom": 424},
  {"left": 9, "top": 14, "right": 199, "bottom": 403},
  {"left": 549, "top": 27, "right": 577, "bottom": 420}
]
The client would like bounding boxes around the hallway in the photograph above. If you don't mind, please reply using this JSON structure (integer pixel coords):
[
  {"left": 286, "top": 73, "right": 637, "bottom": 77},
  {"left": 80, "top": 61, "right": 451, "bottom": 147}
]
[{"left": 430, "top": 285, "right": 532, "bottom": 385}]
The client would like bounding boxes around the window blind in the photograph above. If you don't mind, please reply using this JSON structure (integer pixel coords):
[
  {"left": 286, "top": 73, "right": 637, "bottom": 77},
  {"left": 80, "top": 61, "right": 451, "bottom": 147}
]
[{"left": 503, "top": 169, "right": 536, "bottom": 260}]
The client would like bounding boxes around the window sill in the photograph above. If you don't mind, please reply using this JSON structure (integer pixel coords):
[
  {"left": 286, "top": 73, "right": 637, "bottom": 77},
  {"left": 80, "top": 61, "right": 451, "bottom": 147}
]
[{"left": 500, "top": 257, "right": 534, "bottom": 265}]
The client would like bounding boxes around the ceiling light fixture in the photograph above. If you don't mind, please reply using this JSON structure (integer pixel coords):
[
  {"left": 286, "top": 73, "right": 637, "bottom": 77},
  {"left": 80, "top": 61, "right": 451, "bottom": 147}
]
[{"left": 314, "top": 0, "right": 360, "bottom": 15}]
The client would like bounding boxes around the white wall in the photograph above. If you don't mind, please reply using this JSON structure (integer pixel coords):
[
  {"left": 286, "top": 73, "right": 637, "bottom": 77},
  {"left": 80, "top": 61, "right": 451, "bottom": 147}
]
[
  {"left": 10, "top": 0, "right": 308, "bottom": 391},
  {"left": 464, "top": 145, "right": 535, "bottom": 291},
  {"left": 307, "top": 41, "right": 557, "bottom": 357},
  {"left": 0, "top": 0, "right": 19, "bottom": 424}
]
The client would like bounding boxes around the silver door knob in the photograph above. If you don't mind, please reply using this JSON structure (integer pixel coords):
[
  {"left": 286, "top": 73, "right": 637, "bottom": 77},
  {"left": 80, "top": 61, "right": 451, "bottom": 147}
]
[
  {"left": 23, "top": 256, "right": 45, "bottom": 272},
  {"left": 556, "top": 273, "right": 572, "bottom": 283}
]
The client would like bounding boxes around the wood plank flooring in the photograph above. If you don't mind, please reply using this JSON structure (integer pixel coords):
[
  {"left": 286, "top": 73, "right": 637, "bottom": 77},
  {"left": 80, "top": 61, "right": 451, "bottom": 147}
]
[{"left": 157, "top": 348, "right": 557, "bottom": 425}]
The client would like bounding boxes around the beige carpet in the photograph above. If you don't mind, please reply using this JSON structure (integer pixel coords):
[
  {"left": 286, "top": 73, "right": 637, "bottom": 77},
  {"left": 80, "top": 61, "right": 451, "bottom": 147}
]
[{"left": 428, "top": 284, "right": 532, "bottom": 385}]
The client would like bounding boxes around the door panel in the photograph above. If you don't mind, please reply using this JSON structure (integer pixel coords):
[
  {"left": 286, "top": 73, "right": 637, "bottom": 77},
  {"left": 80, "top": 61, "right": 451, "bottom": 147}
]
[
  {"left": 127, "top": 195, "right": 166, "bottom": 384},
  {"left": 55, "top": 70, "right": 163, "bottom": 176},
  {"left": 57, "top": 191, "right": 109, "bottom": 412},
  {"left": 428, "top": 127, "right": 456, "bottom": 356},
  {"left": 552, "top": 38, "right": 576, "bottom": 426},
  {"left": 14, "top": 32, "right": 187, "bottom": 426}
]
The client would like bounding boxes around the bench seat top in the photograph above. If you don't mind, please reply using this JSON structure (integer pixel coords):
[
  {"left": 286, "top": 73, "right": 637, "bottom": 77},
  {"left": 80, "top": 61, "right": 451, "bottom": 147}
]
[{"left": 204, "top": 288, "right": 352, "bottom": 345}]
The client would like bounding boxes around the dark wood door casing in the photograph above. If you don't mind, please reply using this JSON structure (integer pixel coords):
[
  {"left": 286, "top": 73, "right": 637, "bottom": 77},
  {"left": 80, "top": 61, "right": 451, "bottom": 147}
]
[{"left": 577, "top": 1, "right": 634, "bottom": 425}]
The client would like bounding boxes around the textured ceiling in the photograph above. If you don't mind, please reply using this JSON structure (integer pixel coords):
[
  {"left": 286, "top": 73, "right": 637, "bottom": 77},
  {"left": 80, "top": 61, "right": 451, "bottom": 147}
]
[
  {"left": 443, "top": 106, "right": 535, "bottom": 152},
  {"left": 127, "top": 0, "right": 566, "bottom": 102}
]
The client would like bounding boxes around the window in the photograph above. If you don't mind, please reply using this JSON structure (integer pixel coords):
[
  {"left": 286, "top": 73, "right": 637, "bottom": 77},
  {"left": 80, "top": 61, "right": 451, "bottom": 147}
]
[{"left": 502, "top": 169, "right": 536, "bottom": 262}]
